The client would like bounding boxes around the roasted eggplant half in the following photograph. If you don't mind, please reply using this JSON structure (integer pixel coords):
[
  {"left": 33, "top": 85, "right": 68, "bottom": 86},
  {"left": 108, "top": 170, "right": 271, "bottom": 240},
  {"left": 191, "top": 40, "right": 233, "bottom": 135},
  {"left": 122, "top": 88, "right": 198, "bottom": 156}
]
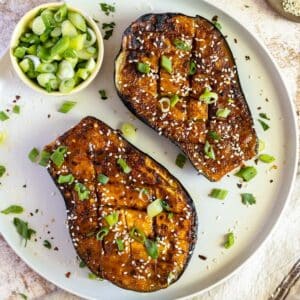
[
  {"left": 44, "top": 116, "right": 197, "bottom": 292},
  {"left": 115, "top": 13, "right": 258, "bottom": 181}
]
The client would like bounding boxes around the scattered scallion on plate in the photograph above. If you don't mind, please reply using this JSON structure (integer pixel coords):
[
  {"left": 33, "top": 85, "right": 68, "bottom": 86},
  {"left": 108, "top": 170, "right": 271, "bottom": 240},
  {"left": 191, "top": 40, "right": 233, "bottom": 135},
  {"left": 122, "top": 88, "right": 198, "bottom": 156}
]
[
  {"left": 224, "top": 232, "right": 234, "bottom": 249},
  {"left": 50, "top": 146, "right": 67, "bottom": 167},
  {"left": 175, "top": 153, "right": 187, "bottom": 168},
  {"left": 28, "top": 147, "right": 40, "bottom": 162},
  {"left": 241, "top": 193, "right": 256, "bottom": 205},
  {"left": 13, "top": 105, "right": 20, "bottom": 114},
  {"left": 58, "top": 101, "right": 76, "bottom": 113},
  {"left": 99, "top": 89, "right": 107, "bottom": 100},
  {"left": 1, "top": 205, "right": 24, "bottom": 215},
  {"left": 144, "top": 238, "right": 159, "bottom": 259},
  {"left": 209, "top": 188, "right": 228, "bottom": 200},
  {"left": 116, "top": 238, "right": 125, "bottom": 251},
  {"left": 96, "top": 227, "right": 109, "bottom": 240},
  {"left": 43, "top": 240, "right": 52, "bottom": 249},
  {"left": 216, "top": 107, "right": 231, "bottom": 118},
  {"left": 121, "top": 122, "right": 136, "bottom": 139},
  {"left": 189, "top": 60, "right": 197, "bottom": 75},
  {"left": 0, "top": 111, "right": 9, "bottom": 121},
  {"left": 258, "top": 154, "right": 275, "bottom": 163},
  {"left": 39, "top": 150, "right": 51, "bottom": 166},
  {"left": 258, "top": 119, "right": 270, "bottom": 131},
  {"left": 0, "top": 165, "right": 6, "bottom": 177},
  {"left": 235, "top": 166, "right": 257, "bottom": 182}
]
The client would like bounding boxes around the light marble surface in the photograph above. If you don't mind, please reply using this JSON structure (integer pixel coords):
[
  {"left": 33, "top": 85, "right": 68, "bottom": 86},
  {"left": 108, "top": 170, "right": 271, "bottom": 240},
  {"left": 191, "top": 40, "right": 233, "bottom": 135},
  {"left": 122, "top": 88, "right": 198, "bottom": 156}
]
[{"left": 0, "top": 0, "right": 299, "bottom": 299}]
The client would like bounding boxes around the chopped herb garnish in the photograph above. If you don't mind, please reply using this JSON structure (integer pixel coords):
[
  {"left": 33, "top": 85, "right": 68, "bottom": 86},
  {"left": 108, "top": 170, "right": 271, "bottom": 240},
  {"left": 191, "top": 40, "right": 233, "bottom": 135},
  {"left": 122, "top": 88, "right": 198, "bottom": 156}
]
[
  {"left": 224, "top": 232, "right": 234, "bottom": 249},
  {"left": 104, "top": 211, "right": 119, "bottom": 227},
  {"left": 28, "top": 148, "right": 40, "bottom": 162},
  {"left": 258, "top": 154, "right": 275, "bottom": 163},
  {"left": 74, "top": 182, "right": 90, "bottom": 200},
  {"left": 117, "top": 158, "right": 131, "bottom": 174},
  {"left": 161, "top": 55, "right": 172, "bottom": 73},
  {"left": 204, "top": 141, "right": 215, "bottom": 160},
  {"left": 0, "top": 165, "right": 6, "bottom": 177},
  {"left": 216, "top": 107, "right": 231, "bottom": 118},
  {"left": 213, "top": 21, "right": 222, "bottom": 30},
  {"left": 208, "top": 131, "right": 220, "bottom": 140},
  {"left": 175, "top": 153, "right": 187, "bottom": 168},
  {"left": 18, "top": 293, "right": 27, "bottom": 300},
  {"left": 79, "top": 260, "right": 86, "bottom": 268},
  {"left": 137, "top": 62, "right": 150, "bottom": 74},
  {"left": 99, "top": 89, "right": 108, "bottom": 100},
  {"left": 102, "top": 22, "right": 115, "bottom": 29},
  {"left": 121, "top": 122, "right": 136, "bottom": 139},
  {"left": 173, "top": 38, "right": 192, "bottom": 51},
  {"left": 58, "top": 174, "right": 74, "bottom": 184},
  {"left": 258, "top": 119, "right": 270, "bottom": 131},
  {"left": 189, "top": 60, "right": 197, "bottom": 75},
  {"left": 161, "top": 200, "right": 171, "bottom": 212},
  {"left": 116, "top": 238, "right": 125, "bottom": 251},
  {"left": 144, "top": 238, "right": 159, "bottom": 259},
  {"left": 170, "top": 95, "right": 180, "bottom": 107},
  {"left": 1, "top": 205, "right": 24, "bottom": 215},
  {"left": 13, "top": 217, "right": 36, "bottom": 247},
  {"left": 235, "top": 166, "right": 257, "bottom": 182},
  {"left": 13, "top": 105, "right": 20, "bottom": 114},
  {"left": 168, "top": 212, "right": 174, "bottom": 219},
  {"left": 199, "top": 88, "right": 218, "bottom": 104},
  {"left": 103, "top": 29, "right": 114, "bottom": 40},
  {"left": 99, "top": 2, "right": 115, "bottom": 16},
  {"left": 129, "top": 227, "right": 146, "bottom": 243},
  {"left": 88, "top": 272, "right": 103, "bottom": 280},
  {"left": 97, "top": 173, "right": 109, "bottom": 184},
  {"left": 147, "top": 199, "right": 163, "bottom": 218},
  {"left": 209, "top": 188, "right": 228, "bottom": 200},
  {"left": 241, "top": 193, "right": 256, "bottom": 205},
  {"left": 39, "top": 150, "right": 51, "bottom": 166},
  {"left": 43, "top": 240, "right": 52, "bottom": 249},
  {"left": 96, "top": 226, "right": 109, "bottom": 240},
  {"left": 0, "top": 111, "right": 9, "bottom": 121},
  {"left": 259, "top": 113, "right": 270, "bottom": 120},
  {"left": 50, "top": 146, "right": 67, "bottom": 168},
  {"left": 58, "top": 101, "right": 76, "bottom": 113}
]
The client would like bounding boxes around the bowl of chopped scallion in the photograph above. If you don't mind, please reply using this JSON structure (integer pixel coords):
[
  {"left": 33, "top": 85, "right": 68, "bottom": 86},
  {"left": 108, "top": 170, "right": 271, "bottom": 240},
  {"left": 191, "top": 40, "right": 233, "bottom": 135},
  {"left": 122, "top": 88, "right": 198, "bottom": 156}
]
[{"left": 10, "top": 2, "right": 104, "bottom": 95}]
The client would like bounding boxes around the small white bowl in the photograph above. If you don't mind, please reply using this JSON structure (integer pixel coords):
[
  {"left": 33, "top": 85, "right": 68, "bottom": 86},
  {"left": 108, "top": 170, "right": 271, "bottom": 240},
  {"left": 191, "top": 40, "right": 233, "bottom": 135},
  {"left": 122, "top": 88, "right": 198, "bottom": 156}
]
[{"left": 10, "top": 2, "right": 104, "bottom": 96}]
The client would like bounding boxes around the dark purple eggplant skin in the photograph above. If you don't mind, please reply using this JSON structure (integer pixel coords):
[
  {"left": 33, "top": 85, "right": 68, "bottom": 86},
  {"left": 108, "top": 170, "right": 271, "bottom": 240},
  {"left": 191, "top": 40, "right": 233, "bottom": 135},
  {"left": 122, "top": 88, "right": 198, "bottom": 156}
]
[
  {"left": 44, "top": 116, "right": 198, "bottom": 292},
  {"left": 114, "top": 13, "right": 258, "bottom": 182}
]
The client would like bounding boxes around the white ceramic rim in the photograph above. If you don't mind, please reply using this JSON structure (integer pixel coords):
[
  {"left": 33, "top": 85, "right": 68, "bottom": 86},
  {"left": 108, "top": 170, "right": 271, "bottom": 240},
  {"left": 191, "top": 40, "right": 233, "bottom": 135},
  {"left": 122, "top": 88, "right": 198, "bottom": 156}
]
[
  {"left": 9, "top": 2, "right": 104, "bottom": 96},
  {"left": 1, "top": 1, "right": 299, "bottom": 299}
]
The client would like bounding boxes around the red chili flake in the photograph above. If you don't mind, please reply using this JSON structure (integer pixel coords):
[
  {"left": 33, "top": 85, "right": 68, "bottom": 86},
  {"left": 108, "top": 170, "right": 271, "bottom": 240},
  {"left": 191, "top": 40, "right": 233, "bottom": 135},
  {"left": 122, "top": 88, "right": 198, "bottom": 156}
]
[{"left": 65, "top": 272, "right": 71, "bottom": 278}]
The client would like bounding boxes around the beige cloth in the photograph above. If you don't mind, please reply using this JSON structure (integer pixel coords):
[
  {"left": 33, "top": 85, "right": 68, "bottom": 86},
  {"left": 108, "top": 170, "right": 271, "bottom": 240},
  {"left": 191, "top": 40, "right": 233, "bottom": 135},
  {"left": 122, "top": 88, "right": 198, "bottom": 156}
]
[{"left": 0, "top": 0, "right": 299, "bottom": 299}]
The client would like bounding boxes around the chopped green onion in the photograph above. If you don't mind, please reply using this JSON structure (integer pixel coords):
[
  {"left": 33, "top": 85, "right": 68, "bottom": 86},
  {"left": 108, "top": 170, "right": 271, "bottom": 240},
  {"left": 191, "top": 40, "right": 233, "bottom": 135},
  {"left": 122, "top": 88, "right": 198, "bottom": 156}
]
[
  {"left": 84, "top": 28, "right": 97, "bottom": 47},
  {"left": 39, "top": 150, "right": 51, "bottom": 166},
  {"left": 137, "top": 62, "right": 150, "bottom": 74},
  {"left": 117, "top": 158, "right": 131, "bottom": 174},
  {"left": 258, "top": 119, "right": 270, "bottom": 131},
  {"left": 0, "top": 111, "right": 9, "bottom": 121},
  {"left": 241, "top": 193, "right": 256, "bottom": 205},
  {"left": 28, "top": 148, "right": 40, "bottom": 162},
  {"left": 161, "top": 200, "right": 171, "bottom": 212},
  {"left": 121, "top": 122, "right": 136, "bottom": 139},
  {"left": 76, "top": 68, "right": 89, "bottom": 80},
  {"left": 144, "top": 238, "right": 159, "bottom": 259},
  {"left": 69, "top": 34, "right": 85, "bottom": 50},
  {"left": 224, "top": 232, "right": 234, "bottom": 249},
  {"left": 259, "top": 113, "right": 270, "bottom": 120},
  {"left": 85, "top": 58, "right": 96, "bottom": 72},
  {"left": 99, "top": 3, "right": 115, "bottom": 16},
  {"left": 74, "top": 182, "right": 90, "bottom": 201},
  {"left": 19, "top": 58, "right": 34, "bottom": 72},
  {"left": 36, "top": 62, "right": 57, "bottom": 73},
  {"left": 13, "top": 217, "right": 36, "bottom": 247},
  {"left": 173, "top": 39, "right": 192, "bottom": 51},
  {"left": 208, "top": 131, "right": 220, "bottom": 140},
  {"left": 103, "top": 29, "right": 114, "bottom": 40},
  {"left": 68, "top": 12, "right": 87, "bottom": 32},
  {"left": 12, "top": 105, "right": 20, "bottom": 114},
  {"left": 97, "top": 174, "right": 109, "bottom": 184},
  {"left": 204, "top": 141, "right": 215, "bottom": 160},
  {"left": 0, "top": 131, "right": 7, "bottom": 144},
  {"left": 258, "top": 139, "right": 265, "bottom": 152},
  {"left": 59, "top": 78, "right": 75, "bottom": 93},
  {"left": 0, "top": 165, "right": 6, "bottom": 177},
  {"left": 161, "top": 55, "right": 172, "bottom": 73},
  {"left": 50, "top": 146, "right": 67, "bottom": 168},
  {"left": 199, "top": 88, "right": 218, "bottom": 104},
  {"left": 1, "top": 205, "right": 24, "bottom": 215},
  {"left": 37, "top": 73, "right": 57, "bottom": 88},
  {"left": 129, "top": 227, "right": 146, "bottom": 243},
  {"left": 104, "top": 211, "right": 119, "bottom": 227},
  {"left": 209, "top": 188, "right": 228, "bottom": 200},
  {"left": 40, "top": 9, "right": 55, "bottom": 29},
  {"left": 159, "top": 97, "right": 170, "bottom": 113},
  {"left": 138, "top": 188, "right": 149, "bottom": 200},
  {"left": 99, "top": 89, "right": 107, "bottom": 100},
  {"left": 147, "top": 199, "right": 163, "bottom": 218},
  {"left": 58, "top": 101, "right": 76, "bottom": 113},
  {"left": 189, "top": 60, "right": 197, "bottom": 75},
  {"left": 116, "top": 238, "right": 125, "bottom": 251},
  {"left": 88, "top": 273, "right": 103, "bottom": 281},
  {"left": 258, "top": 154, "right": 275, "bottom": 163},
  {"left": 51, "top": 36, "right": 70, "bottom": 56},
  {"left": 216, "top": 108, "right": 231, "bottom": 118},
  {"left": 57, "top": 60, "right": 75, "bottom": 80},
  {"left": 168, "top": 212, "right": 174, "bottom": 219},
  {"left": 175, "top": 153, "right": 187, "bottom": 168},
  {"left": 54, "top": 4, "right": 67, "bottom": 23},
  {"left": 170, "top": 95, "right": 180, "bottom": 107},
  {"left": 235, "top": 166, "right": 257, "bottom": 182},
  {"left": 58, "top": 174, "right": 74, "bottom": 185},
  {"left": 61, "top": 20, "right": 78, "bottom": 37},
  {"left": 96, "top": 227, "right": 109, "bottom": 240},
  {"left": 213, "top": 21, "right": 222, "bottom": 30},
  {"left": 14, "top": 47, "right": 26, "bottom": 59},
  {"left": 43, "top": 240, "right": 52, "bottom": 249},
  {"left": 228, "top": 98, "right": 235, "bottom": 103},
  {"left": 32, "top": 16, "right": 46, "bottom": 35},
  {"left": 79, "top": 260, "right": 86, "bottom": 268}
]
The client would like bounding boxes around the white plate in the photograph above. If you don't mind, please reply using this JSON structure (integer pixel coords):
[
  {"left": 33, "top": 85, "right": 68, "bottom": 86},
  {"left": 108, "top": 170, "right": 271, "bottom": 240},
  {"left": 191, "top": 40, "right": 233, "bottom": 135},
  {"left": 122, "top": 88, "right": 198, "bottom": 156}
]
[{"left": 0, "top": 0, "right": 298, "bottom": 299}]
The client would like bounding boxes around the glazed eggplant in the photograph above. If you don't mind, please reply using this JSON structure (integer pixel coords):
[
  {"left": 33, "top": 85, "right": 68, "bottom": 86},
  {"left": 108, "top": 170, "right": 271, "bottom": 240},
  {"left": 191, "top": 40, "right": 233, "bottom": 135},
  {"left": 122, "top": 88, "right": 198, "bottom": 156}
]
[
  {"left": 115, "top": 13, "right": 258, "bottom": 181},
  {"left": 44, "top": 116, "right": 197, "bottom": 292}
]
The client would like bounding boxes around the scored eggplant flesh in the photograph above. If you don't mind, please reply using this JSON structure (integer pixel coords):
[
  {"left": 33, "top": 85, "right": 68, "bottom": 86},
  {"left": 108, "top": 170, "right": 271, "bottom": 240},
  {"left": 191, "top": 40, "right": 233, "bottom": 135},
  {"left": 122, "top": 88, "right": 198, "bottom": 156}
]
[
  {"left": 44, "top": 116, "right": 197, "bottom": 292},
  {"left": 115, "top": 13, "right": 258, "bottom": 181}
]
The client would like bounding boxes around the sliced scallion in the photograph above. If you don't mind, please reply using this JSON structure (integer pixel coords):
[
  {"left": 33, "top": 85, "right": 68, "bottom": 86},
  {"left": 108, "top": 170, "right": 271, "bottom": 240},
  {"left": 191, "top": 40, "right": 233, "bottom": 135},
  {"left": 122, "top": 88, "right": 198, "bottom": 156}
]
[
  {"left": 241, "top": 193, "right": 256, "bottom": 205},
  {"left": 117, "top": 158, "right": 131, "bottom": 174},
  {"left": 68, "top": 12, "right": 87, "bottom": 32},
  {"left": 175, "top": 153, "right": 187, "bottom": 168},
  {"left": 0, "top": 165, "right": 6, "bottom": 177},
  {"left": 209, "top": 188, "right": 228, "bottom": 200},
  {"left": 97, "top": 174, "right": 109, "bottom": 184},
  {"left": 173, "top": 39, "right": 192, "bottom": 51},
  {"left": 116, "top": 238, "right": 125, "bottom": 251},
  {"left": 0, "top": 111, "right": 9, "bottom": 121},
  {"left": 144, "top": 238, "right": 159, "bottom": 259},
  {"left": 74, "top": 182, "right": 90, "bottom": 201},
  {"left": 199, "top": 87, "right": 218, "bottom": 104},
  {"left": 235, "top": 166, "right": 257, "bottom": 182},
  {"left": 96, "top": 227, "right": 109, "bottom": 240},
  {"left": 39, "top": 150, "right": 51, "bottom": 166},
  {"left": 32, "top": 16, "right": 46, "bottom": 35},
  {"left": 159, "top": 97, "right": 170, "bottom": 113},
  {"left": 258, "top": 139, "right": 265, "bottom": 152},
  {"left": 59, "top": 78, "right": 75, "bottom": 93},
  {"left": 147, "top": 199, "right": 163, "bottom": 218},
  {"left": 161, "top": 55, "right": 172, "bottom": 73},
  {"left": 121, "top": 122, "right": 136, "bottom": 139},
  {"left": 28, "top": 148, "right": 39, "bottom": 162},
  {"left": 104, "top": 211, "right": 119, "bottom": 227},
  {"left": 258, "top": 154, "right": 275, "bottom": 163},
  {"left": 50, "top": 146, "right": 67, "bottom": 167},
  {"left": 258, "top": 119, "right": 270, "bottom": 131},
  {"left": 208, "top": 131, "right": 220, "bottom": 140},
  {"left": 13, "top": 105, "right": 20, "bottom": 114},
  {"left": 54, "top": 4, "right": 67, "bottom": 23},
  {"left": 204, "top": 141, "right": 215, "bottom": 160},
  {"left": 224, "top": 232, "right": 234, "bottom": 249},
  {"left": 50, "top": 36, "right": 70, "bottom": 57},
  {"left": 216, "top": 107, "right": 231, "bottom": 118},
  {"left": 170, "top": 95, "right": 180, "bottom": 107},
  {"left": 189, "top": 60, "right": 197, "bottom": 75},
  {"left": 1, "top": 205, "right": 24, "bottom": 215},
  {"left": 137, "top": 62, "right": 150, "bottom": 74},
  {"left": 99, "top": 89, "right": 107, "bottom": 100},
  {"left": 259, "top": 113, "right": 270, "bottom": 120},
  {"left": 129, "top": 227, "right": 146, "bottom": 243}
]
